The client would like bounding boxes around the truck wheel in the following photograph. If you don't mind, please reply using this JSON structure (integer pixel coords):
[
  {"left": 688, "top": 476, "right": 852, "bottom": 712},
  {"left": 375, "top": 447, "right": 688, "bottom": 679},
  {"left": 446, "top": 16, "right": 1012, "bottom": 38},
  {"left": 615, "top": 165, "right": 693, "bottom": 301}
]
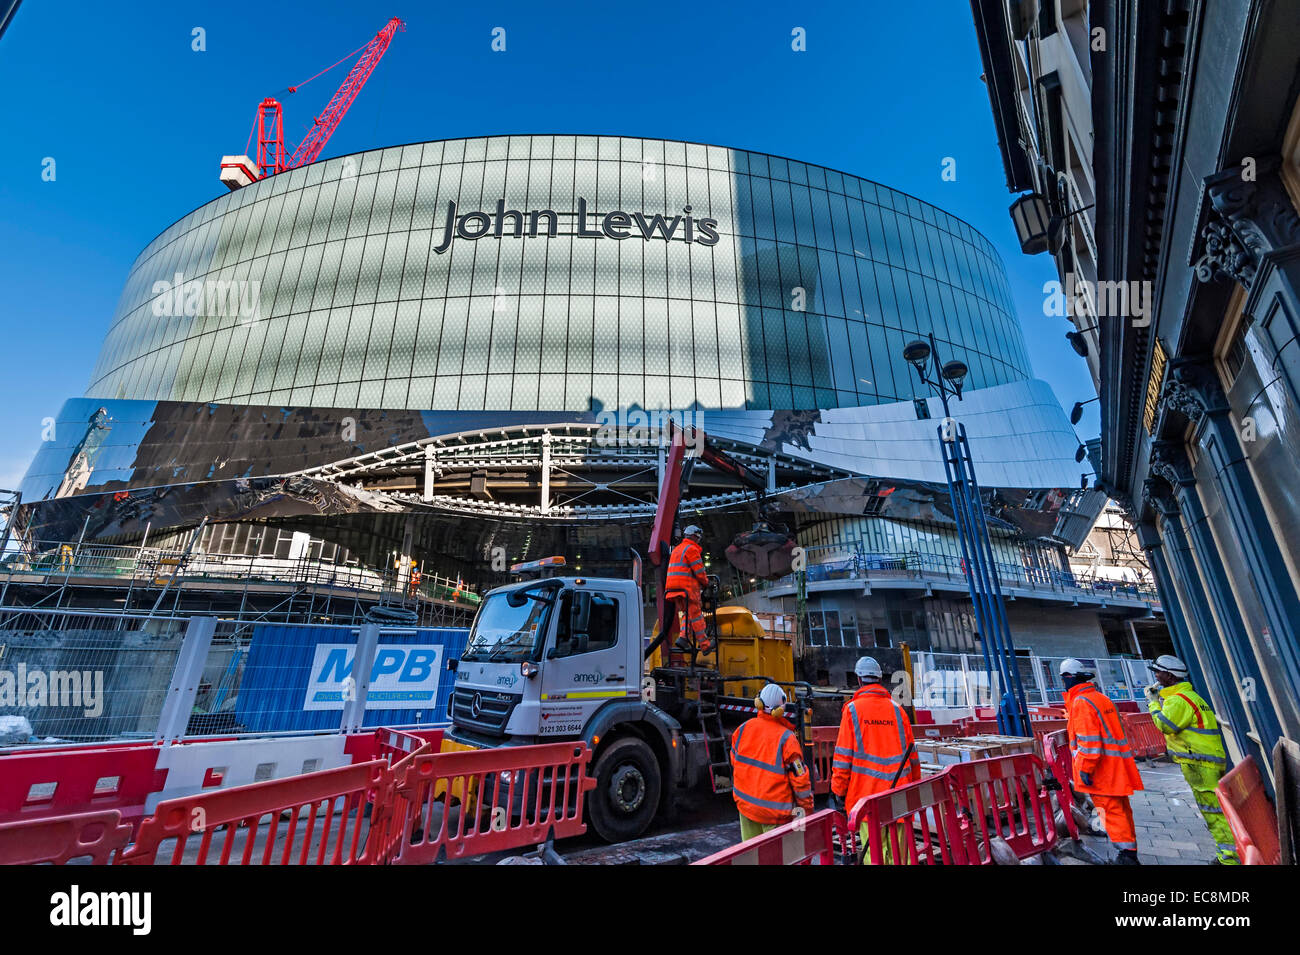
[{"left": 588, "top": 737, "right": 661, "bottom": 843}]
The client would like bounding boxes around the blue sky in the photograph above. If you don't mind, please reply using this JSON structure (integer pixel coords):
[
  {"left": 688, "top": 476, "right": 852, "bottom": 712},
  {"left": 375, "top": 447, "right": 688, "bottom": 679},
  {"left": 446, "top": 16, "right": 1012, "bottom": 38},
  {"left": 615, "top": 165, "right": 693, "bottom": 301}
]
[{"left": 0, "top": 0, "right": 1098, "bottom": 489}]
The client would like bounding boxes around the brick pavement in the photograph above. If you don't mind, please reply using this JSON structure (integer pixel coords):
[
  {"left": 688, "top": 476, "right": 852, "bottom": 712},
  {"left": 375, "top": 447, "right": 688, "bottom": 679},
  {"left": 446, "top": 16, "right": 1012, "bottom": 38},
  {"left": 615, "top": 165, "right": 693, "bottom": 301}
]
[{"left": 1079, "top": 757, "right": 1221, "bottom": 865}]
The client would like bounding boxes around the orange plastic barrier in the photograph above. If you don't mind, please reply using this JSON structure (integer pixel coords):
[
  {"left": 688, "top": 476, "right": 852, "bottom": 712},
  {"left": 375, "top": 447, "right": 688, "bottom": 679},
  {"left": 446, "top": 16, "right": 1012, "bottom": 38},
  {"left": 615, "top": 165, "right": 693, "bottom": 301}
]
[
  {"left": 810, "top": 726, "right": 836, "bottom": 795},
  {"left": 1122, "top": 712, "right": 1167, "bottom": 759},
  {"left": 946, "top": 754, "right": 1060, "bottom": 862},
  {"left": 0, "top": 809, "right": 133, "bottom": 865},
  {"left": 119, "top": 759, "right": 393, "bottom": 865},
  {"left": 694, "top": 808, "right": 848, "bottom": 865},
  {"left": 388, "top": 742, "right": 596, "bottom": 864},
  {"left": 1216, "top": 756, "right": 1280, "bottom": 865}
]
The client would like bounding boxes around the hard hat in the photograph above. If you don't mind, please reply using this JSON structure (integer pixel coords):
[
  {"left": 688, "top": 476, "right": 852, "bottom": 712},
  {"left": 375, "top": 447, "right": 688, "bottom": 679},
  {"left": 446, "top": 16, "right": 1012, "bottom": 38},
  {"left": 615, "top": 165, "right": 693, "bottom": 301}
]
[
  {"left": 683, "top": 525, "right": 703, "bottom": 539},
  {"left": 1059, "top": 657, "right": 1094, "bottom": 677},
  {"left": 758, "top": 683, "right": 787, "bottom": 711},
  {"left": 854, "top": 656, "right": 883, "bottom": 680},
  {"left": 1150, "top": 654, "right": 1189, "bottom": 677}
]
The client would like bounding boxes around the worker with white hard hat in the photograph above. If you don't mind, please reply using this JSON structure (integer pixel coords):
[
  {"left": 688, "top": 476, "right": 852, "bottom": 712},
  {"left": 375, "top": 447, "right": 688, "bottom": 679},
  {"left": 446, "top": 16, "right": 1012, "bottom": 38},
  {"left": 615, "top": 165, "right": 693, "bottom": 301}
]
[
  {"left": 728, "top": 682, "right": 813, "bottom": 841},
  {"left": 1147, "top": 655, "right": 1238, "bottom": 863},
  {"left": 1060, "top": 658, "right": 1144, "bottom": 864},
  {"left": 831, "top": 656, "right": 920, "bottom": 863},
  {"left": 665, "top": 525, "right": 713, "bottom": 655}
]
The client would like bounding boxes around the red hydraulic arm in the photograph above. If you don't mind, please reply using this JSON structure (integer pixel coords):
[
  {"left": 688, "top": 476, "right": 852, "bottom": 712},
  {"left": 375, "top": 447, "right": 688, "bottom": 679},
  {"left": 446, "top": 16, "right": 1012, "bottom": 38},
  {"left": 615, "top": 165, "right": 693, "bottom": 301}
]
[{"left": 645, "top": 423, "right": 767, "bottom": 659}]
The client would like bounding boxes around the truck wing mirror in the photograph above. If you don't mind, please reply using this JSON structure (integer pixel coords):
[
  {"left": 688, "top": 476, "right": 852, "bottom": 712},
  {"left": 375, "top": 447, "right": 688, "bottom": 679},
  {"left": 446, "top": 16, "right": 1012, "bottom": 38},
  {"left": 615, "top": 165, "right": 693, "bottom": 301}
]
[{"left": 446, "top": 657, "right": 458, "bottom": 672}]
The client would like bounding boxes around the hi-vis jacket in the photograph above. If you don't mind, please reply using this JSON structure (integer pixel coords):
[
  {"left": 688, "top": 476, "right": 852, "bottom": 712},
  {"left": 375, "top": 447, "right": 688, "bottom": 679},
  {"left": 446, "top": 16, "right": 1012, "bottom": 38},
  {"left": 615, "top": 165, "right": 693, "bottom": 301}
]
[
  {"left": 1148, "top": 682, "right": 1228, "bottom": 776},
  {"left": 665, "top": 538, "right": 709, "bottom": 596},
  {"left": 729, "top": 711, "right": 815, "bottom": 825},
  {"left": 831, "top": 684, "right": 921, "bottom": 810},
  {"left": 1065, "top": 681, "right": 1143, "bottom": 796}
]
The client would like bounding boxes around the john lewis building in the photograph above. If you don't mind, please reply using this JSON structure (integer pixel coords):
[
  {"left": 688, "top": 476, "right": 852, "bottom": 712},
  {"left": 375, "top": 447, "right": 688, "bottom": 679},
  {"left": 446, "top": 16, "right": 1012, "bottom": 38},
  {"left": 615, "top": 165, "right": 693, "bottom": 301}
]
[{"left": 17, "top": 136, "right": 1150, "bottom": 670}]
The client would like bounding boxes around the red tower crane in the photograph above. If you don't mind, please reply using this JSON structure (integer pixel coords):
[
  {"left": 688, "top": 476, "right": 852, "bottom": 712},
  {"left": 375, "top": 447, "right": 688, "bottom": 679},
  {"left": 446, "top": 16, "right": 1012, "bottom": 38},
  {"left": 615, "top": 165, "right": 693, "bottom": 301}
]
[{"left": 220, "top": 17, "right": 405, "bottom": 190}]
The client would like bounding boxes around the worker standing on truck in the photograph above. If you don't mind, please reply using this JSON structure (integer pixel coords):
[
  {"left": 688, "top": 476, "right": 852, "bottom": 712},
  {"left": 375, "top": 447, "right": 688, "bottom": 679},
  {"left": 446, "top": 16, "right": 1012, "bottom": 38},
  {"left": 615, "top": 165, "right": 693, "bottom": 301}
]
[
  {"left": 831, "top": 656, "right": 921, "bottom": 860},
  {"left": 729, "top": 683, "right": 814, "bottom": 840},
  {"left": 1145, "top": 655, "right": 1239, "bottom": 864},
  {"left": 1061, "top": 658, "right": 1144, "bottom": 864},
  {"left": 665, "top": 525, "right": 712, "bottom": 654}
]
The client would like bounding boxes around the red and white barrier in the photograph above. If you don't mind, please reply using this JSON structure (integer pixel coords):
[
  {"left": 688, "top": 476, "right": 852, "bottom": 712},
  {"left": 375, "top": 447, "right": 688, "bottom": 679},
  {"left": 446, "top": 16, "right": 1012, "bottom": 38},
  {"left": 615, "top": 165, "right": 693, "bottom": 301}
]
[{"left": 694, "top": 809, "right": 846, "bottom": 865}]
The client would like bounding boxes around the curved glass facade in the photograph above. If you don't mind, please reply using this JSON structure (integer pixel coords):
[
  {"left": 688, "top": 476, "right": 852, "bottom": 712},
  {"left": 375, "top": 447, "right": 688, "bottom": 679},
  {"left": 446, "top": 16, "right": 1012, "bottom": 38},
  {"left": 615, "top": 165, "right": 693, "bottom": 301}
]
[{"left": 88, "top": 136, "right": 1030, "bottom": 411}]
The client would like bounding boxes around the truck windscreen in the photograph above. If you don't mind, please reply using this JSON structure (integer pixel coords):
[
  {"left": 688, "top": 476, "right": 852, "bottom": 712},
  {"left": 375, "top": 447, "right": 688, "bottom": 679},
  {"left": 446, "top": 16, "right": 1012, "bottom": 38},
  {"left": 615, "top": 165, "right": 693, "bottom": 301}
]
[{"left": 461, "top": 586, "right": 555, "bottom": 663}]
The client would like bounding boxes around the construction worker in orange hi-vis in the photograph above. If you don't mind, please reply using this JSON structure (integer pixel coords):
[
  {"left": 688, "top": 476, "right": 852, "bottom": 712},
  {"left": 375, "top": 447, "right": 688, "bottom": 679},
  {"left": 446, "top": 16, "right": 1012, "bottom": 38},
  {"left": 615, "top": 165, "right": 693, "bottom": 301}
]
[
  {"left": 665, "top": 525, "right": 712, "bottom": 654},
  {"left": 1061, "top": 658, "right": 1144, "bottom": 864},
  {"left": 831, "top": 656, "right": 921, "bottom": 861},
  {"left": 729, "top": 683, "right": 814, "bottom": 841}
]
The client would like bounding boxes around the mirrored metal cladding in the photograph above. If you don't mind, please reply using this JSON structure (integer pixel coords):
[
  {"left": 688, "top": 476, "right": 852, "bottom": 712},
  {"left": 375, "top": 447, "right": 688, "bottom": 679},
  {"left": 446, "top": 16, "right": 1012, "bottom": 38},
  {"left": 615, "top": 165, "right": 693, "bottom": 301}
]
[{"left": 87, "top": 135, "right": 1031, "bottom": 413}]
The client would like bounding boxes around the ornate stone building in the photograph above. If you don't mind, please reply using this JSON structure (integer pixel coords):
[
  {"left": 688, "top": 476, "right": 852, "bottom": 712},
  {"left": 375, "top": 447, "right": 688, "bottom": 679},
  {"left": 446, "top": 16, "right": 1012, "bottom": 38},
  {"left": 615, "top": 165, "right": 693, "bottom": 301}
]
[{"left": 972, "top": 0, "right": 1300, "bottom": 778}]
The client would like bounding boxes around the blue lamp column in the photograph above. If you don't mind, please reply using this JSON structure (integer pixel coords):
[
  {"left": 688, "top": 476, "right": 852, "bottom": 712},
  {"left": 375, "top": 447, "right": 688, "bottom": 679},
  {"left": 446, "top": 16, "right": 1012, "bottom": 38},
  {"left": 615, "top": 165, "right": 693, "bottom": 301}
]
[{"left": 902, "top": 333, "right": 1032, "bottom": 737}]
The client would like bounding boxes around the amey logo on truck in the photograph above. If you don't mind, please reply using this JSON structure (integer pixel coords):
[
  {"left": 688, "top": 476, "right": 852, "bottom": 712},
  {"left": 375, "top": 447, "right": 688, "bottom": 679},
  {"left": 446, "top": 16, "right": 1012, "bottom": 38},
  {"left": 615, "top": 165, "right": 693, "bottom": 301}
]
[
  {"left": 433, "top": 197, "right": 720, "bottom": 254},
  {"left": 302, "top": 643, "right": 443, "bottom": 711}
]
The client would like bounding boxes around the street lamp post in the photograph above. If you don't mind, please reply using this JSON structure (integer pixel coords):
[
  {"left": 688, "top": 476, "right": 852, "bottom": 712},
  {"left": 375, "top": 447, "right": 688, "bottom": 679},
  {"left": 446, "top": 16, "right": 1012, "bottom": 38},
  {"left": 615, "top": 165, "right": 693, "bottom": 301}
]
[{"left": 902, "top": 332, "right": 1032, "bottom": 737}]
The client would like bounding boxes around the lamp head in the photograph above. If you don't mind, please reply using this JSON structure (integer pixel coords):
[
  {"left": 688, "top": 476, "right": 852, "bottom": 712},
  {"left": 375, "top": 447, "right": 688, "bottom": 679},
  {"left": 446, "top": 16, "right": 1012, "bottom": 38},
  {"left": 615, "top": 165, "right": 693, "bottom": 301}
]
[{"left": 902, "top": 339, "right": 931, "bottom": 373}]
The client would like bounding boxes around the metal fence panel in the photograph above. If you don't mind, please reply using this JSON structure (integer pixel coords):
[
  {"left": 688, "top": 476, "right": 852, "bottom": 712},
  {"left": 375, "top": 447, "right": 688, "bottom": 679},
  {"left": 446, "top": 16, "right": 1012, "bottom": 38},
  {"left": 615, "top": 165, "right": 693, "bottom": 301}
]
[{"left": 0, "top": 611, "right": 188, "bottom": 744}]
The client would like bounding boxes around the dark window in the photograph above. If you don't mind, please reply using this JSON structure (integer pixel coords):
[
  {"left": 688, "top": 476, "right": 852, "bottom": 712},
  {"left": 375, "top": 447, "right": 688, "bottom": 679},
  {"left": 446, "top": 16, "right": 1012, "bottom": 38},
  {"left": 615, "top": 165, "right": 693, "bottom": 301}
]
[{"left": 551, "top": 590, "right": 620, "bottom": 658}]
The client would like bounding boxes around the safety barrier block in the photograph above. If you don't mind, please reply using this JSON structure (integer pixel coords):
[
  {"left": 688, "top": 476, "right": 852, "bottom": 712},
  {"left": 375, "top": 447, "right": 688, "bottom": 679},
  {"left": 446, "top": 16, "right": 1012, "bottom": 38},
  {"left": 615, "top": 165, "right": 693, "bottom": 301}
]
[
  {"left": 119, "top": 759, "right": 393, "bottom": 865},
  {"left": 1037, "top": 729, "right": 1078, "bottom": 840},
  {"left": 1216, "top": 756, "right": 1280, "bottom": 865},
  {"left": 693, "top": 808, "right": 846, "bottom": 865},
  {"left": 0, "top": 743, "right": 167, "bottom": 834},
  {"left": 388, "top": 742, "right": 597, "bottom": 864},
  {"left": 0, "top": 809, "right": 133, "bottom": 865}
]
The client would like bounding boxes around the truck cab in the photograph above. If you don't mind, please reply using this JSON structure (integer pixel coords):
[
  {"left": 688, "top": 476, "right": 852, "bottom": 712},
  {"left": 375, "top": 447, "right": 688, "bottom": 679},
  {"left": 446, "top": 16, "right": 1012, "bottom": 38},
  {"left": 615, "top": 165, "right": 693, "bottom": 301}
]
[{"left": 446, "top": 563, "right": 683, "bottom": 841}]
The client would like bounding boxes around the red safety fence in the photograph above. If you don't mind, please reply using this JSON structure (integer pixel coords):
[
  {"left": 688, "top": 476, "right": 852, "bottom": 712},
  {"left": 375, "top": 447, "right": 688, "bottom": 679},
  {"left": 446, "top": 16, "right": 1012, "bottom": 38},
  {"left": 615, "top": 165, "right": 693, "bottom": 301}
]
[
  {"left": 694, "top": 808, "right": 849, "bottom": 865},
  {"left": 0, "top": 809, "right": 134, "bottom": 865},
  {"left": 1216, "top": 756, "right": 1281, "bottom": 865},
  {"left": 946, "top": 755, "right": 1060, "bottom": 862},
  {"left": 913, "top": 722, "right": 966, "bottom": 740},
  {"left": 1123, "top": 712, "right": 1167, "bottom": 759},
  {"left": 810, "top": 725, "right": 837, "bottom": 795},
  {"left": 852, "top": 773, "right": 972, "bottom": 865},
  {"left": 119, "top": 759, "right": 393, "bottom": 865},
  {"left": 0, "top": 739, "right": 599, "bottom": 865},
  {"left": 387, "top": 742, "right": 597, "bottom": 864}
]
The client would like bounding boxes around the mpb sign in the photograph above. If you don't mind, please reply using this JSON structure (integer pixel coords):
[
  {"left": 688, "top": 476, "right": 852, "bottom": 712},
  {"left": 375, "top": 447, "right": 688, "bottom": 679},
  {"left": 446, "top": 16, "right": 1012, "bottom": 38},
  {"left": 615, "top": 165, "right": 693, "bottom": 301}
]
[{"left": 303, "top": 643, "right": 443, "bottom": 711}]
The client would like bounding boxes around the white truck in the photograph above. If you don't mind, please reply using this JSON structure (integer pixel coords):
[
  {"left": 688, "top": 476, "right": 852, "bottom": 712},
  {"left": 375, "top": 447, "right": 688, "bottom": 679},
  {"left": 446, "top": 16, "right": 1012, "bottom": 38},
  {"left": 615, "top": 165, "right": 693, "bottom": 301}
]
[{"left": 443, "top": 557, "right": 810, "bottom": 842}]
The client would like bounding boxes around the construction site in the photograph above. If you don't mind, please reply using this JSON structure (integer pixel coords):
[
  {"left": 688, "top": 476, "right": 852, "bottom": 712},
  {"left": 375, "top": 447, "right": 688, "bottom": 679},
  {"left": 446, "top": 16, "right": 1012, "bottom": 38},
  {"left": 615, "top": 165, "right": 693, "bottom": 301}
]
[{"left": 0, "top": 7, "right": 1292, "bottom": 924}]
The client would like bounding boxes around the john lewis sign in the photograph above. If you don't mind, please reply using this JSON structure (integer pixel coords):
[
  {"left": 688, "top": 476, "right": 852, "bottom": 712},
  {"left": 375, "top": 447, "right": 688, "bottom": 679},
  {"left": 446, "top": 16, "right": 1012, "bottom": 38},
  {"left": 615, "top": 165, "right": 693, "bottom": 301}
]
[{"left": 433, "top": 197, "right": 720, "bottom": 253}]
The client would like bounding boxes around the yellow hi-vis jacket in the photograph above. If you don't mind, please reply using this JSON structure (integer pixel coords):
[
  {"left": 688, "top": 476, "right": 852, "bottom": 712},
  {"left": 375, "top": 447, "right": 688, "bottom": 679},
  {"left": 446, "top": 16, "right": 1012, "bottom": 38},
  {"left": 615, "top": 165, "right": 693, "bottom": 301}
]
[{"left": 1148, "top": 682, "right": 1228, "bottom": 777}]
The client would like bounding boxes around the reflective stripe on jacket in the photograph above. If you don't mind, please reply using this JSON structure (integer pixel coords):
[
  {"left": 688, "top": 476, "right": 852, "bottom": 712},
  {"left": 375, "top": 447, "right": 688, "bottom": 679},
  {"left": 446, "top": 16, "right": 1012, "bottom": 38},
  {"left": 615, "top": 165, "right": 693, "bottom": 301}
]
[
  {"left": 1148, "top": 681, "right": 1227, "bottom": 770},
  {"left": 729, "top": 711, "right": 814, "bottom": 825},
  {"left": 1065, "top": 681, "right": 1143, "bottom": 796},
  {"left": 665, "top": 538, "right": 708, "bottom": 595},
  {"left": 830, "top": 683, "right": 921, "bottom": 811}
]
